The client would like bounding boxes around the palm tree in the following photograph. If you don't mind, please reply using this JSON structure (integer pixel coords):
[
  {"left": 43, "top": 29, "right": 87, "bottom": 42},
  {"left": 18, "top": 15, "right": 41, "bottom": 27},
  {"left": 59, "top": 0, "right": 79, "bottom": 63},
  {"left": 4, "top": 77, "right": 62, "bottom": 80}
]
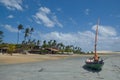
[
  {"left": 48, "top": 40, "right": 52, "bottom": 47},
  {"left": 0, "top": 31, "right": 3, "bottom": 44},
  {"left": 57, "top": 42, "right": 63, "bottom": 50},
  {"left": 24, "top": 28, "right": 30, "bottom": 42},
  {"left": 22, "top": 40, "right": 25, "bottom": 44},
  {"left": 29, "top": 39, "right": 36, "bottom": 49},
  {"left": 37, "top": 40, "right": 40, "bottom": 46},
  {"left": 52, "top": 40, "right": 57, "bottom": 48},
  {"left": 74, "top": 46, "right": 82, "bottom": 54},
  {"left": 17, "top": 24, "right": 24, "bottom": 44},
  {"left": 30, "top": 27, "right": 34, "bottom": 40},
  {"left": 32, "top": 39, "right": 36, "bottom": 45},
  {"left": 42, "top": 40, "right": 47, "bottom": 48}
]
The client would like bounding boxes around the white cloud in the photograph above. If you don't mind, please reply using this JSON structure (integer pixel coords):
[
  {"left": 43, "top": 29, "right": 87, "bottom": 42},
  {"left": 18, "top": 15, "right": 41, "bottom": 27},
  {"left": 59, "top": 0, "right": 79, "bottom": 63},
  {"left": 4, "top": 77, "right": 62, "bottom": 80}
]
[
  {"left": 110, "top": 14, "right": 120, "bottom": 18},
  {"left": 40, "top": 7, "right": 51, "bottom": 14},
  {"left": 92, "top": 25, "right": 117, "bottom": 37},
  {"left": 52, "top": 16, "right": 63, "bottom": 27},
  {"left": 33, "top": 7, "right": 63, "bottom": 27},
  {"left": 88, "top": 22, "right": 93, "bottom": 26},
  {"left": 0, "top": 0, "right": 23, "bottom": 11},
  {"left": 69, "top": 18, "right": 78, "bottom": 26},
  {"left": 24, "top": 5, "right": 29, "bottom": 9},
  {"left": 92, "top": 25, "right": 119, "bottom": 51},
  {"left": 85, "top": 9, "right": 90, "bottom": 15},
  {"left": 32, "top": 24, "right": 120, "bottom": 52},
  {"left": 57, "top": 8, "right": 62, "bottom": 12},
  {"left": 33, "top": 31, "right": 95, "bottom": 51},
  {"left": 7, "top": 15, "right": 14, "bottom": 18},
  {"left": 2, "top": 24, "right": 17, "bottom": 32}
]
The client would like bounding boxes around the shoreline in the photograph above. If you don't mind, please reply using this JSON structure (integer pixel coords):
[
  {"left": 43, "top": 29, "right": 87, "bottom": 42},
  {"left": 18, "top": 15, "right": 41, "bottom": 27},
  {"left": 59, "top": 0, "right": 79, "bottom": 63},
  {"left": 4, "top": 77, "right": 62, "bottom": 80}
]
[{"left": 0, "top": 53, "right": 119, "bottom": 65}]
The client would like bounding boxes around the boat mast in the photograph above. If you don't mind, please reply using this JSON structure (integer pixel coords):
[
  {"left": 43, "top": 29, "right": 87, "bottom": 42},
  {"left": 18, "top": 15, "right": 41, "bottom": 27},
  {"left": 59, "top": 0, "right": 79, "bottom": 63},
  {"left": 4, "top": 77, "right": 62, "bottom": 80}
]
[{"left": 94, "top": 19, "right": 99, "bottom": 61}]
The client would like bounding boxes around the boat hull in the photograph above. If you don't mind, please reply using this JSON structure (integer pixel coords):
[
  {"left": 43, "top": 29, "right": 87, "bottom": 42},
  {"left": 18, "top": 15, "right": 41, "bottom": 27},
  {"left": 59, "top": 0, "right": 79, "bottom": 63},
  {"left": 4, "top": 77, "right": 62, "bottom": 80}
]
[{"left": 85, "top": 61, "right": 104, "bottom": 70}]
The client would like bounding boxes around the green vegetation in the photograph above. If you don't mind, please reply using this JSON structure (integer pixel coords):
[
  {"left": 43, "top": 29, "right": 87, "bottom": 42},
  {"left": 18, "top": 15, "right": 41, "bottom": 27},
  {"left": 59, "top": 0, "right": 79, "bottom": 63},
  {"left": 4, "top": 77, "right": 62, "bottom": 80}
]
[
  {"left": 7, "top": 44, "right": 16, "bottom": 56},
  {"left": 17, "top": 24, "right": 24, "bottom": 44},
  {"left": 0, "top": 24, "right": 85, "bottom": 55},
  {"left": 0, "top": 31, "right": 3, "bottom": 44}
]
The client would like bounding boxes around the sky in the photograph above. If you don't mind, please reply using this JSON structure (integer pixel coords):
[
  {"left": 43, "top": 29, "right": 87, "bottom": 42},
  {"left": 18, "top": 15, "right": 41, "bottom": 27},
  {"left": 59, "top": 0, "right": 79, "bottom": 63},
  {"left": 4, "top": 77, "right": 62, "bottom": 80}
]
[{"left": 0, "top": 0, "right": 120, "bottom": 52}]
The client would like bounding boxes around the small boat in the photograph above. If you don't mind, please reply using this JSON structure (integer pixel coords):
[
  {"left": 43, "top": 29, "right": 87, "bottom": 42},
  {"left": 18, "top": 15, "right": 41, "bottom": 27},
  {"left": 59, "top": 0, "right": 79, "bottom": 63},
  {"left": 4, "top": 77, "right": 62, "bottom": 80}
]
[
  {"left": 85, "top": 19, "right": 104, "bottom": 70},
  {"left": 85, "top": 57, "right": 104, "bottom": 70}
]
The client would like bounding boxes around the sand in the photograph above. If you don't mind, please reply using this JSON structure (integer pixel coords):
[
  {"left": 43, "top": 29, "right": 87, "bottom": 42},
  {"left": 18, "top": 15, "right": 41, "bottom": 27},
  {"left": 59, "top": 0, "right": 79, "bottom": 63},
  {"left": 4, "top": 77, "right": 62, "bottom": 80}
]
[
  {"left": 0, "top": 52, "right": 118, "bottom": 64},
  {"left": 0, "top": 53, "right": 76, "bottom": 64},
  {"left": 0, "top": 52, "right": 119, "bottom": 64}
]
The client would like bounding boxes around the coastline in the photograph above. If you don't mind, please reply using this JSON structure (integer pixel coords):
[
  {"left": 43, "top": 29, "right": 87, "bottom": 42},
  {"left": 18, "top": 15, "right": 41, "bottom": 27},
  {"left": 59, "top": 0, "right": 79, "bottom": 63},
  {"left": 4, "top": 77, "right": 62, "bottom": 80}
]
[{"left": 0, "top": 52, "right": 119, "bottom": 65}]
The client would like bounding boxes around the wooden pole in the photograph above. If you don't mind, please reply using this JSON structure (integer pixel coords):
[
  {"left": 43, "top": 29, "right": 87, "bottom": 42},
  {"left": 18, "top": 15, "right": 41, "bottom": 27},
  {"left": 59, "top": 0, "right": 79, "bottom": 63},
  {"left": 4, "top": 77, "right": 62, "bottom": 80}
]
[{"left": 94, "top": 19, "right": 99, "bottom": 61}]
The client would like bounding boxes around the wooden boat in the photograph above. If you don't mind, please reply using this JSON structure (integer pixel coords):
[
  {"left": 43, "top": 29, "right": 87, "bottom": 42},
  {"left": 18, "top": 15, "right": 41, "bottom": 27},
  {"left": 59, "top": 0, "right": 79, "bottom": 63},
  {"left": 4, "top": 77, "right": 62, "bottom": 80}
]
[
  {"left": 85, "top": 58, "right": 104, "bottom": 70},
  {"left": 85, "top": 19, "right": 104, "bottom": 70}
]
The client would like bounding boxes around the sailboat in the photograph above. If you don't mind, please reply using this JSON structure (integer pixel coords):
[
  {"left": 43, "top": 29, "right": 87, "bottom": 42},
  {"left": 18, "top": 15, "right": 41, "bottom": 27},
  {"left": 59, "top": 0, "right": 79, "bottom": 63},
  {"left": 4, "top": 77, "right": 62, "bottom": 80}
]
[{"left": 85, "top": 19, "right": 104, "bottom": 70}]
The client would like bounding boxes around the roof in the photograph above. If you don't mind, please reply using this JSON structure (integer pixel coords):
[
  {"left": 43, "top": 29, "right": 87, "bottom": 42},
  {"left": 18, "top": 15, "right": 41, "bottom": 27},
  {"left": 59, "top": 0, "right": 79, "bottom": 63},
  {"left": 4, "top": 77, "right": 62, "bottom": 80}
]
[{"left": 46, "top": 48, "right": 59, "bottom": 52}]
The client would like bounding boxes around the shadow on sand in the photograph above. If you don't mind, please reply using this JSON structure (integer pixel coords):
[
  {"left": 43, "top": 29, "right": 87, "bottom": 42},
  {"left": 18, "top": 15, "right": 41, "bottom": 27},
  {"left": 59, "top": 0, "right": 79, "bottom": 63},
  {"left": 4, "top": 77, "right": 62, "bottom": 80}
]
[{"left": 82, "top": 64, "right": 102, "bottom": 73}]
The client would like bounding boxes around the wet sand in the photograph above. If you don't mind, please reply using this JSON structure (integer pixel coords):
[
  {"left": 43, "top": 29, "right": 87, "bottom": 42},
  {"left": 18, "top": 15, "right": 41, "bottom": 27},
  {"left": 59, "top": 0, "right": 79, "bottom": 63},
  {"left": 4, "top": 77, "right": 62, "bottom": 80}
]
[{"left": 0, "top": 53, "right": 120, "bottom": 80}]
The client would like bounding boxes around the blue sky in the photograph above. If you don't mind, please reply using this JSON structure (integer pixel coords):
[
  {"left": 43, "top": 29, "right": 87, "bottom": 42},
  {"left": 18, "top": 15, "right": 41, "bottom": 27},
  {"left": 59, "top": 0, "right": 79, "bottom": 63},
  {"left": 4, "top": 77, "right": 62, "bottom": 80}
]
[{"left": 0, "top": 0, "right": 120, "bottom": 52}]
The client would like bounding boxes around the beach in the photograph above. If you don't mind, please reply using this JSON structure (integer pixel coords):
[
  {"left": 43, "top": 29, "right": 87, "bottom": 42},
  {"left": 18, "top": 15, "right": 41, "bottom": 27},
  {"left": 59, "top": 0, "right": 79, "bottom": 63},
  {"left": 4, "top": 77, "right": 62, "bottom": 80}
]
[
  {"left": 0, "top": 53, "right": 120, "bottom": 80},
  {"left": 0, "top": 53, "right": 76, "bottom": 64}
]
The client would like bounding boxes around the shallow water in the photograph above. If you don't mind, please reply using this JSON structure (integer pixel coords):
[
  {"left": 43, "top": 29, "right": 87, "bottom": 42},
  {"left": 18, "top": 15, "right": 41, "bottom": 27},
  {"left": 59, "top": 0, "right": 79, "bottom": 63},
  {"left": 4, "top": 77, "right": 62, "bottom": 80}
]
[{"left": 0, "top": 54, "right": 120, "bottom": 80}]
